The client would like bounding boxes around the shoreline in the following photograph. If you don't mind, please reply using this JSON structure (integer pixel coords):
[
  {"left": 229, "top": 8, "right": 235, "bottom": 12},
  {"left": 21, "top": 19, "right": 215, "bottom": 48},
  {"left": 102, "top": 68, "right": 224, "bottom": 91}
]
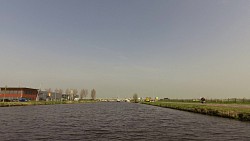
[
  {"left": 0, "top": 100, "right": 97, "bottom": 107},
  {"left": 142, "top": 101, "right": 250, "bottom": 121}
]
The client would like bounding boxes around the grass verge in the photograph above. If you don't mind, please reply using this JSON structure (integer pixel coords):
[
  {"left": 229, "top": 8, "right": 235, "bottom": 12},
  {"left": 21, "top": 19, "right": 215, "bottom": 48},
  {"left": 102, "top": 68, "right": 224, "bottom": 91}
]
[
  {"left": 142, "top": 101, "right": 250, "bottom": 121},
  {"left": 0, "top": 100, "right": 97, "bottom": 107}
]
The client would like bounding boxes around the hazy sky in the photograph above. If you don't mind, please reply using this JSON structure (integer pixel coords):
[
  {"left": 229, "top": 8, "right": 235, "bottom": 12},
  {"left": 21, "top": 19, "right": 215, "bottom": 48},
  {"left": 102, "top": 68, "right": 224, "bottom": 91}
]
[{"left": 1, "top": 0, "right": 250, "bottom": 99}]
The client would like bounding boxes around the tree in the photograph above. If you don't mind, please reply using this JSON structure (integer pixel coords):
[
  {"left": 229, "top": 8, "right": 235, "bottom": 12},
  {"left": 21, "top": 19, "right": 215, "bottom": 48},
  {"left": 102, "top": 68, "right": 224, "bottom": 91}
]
[
  {"left": 45, "top": 88, "right": 52, "bottom": 97},
  {"left": 133, "top": 93, "right": 138, "bottom": 103},
  {"left": 65, "top": 88, "right": 70, "bottom": 100},
  {"left": 45, "top": 88, "right": 52, "bottom": 93},
  {"left": 58, "top": 89, "right": 63, "bottom": 95},
  {"left": 54, "top": 88, "right": 59, "bottom": 101},
  {"left": 91, "top": 89, "right": 96, "bottom": 100},
  {"left": 85, "top": 89, "right": 88, "bottom": 98},
  {"left": 73, "top": 89, "right": 78, "bottom": 99},
  {"left": 69, "top": 89, "right": 75, "bottom": 100},
  {"left": 80, "top": 89, "right": 84, "bottom": 99},
  {"left": 80, "top": 89, "right": 88, "bottom": 99},
  {"left": 65, "top": 88, "right": 70, "bottom": 95}
]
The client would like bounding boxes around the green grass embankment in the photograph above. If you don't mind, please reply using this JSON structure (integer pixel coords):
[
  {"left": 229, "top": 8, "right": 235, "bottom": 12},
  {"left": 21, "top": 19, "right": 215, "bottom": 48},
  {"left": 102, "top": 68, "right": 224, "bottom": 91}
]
[
  {"left": 0, "top": 100, "right": 97, "bottom": 107},
  {"left": 142, "top": 101, "right": 250, "bottom": 121}
]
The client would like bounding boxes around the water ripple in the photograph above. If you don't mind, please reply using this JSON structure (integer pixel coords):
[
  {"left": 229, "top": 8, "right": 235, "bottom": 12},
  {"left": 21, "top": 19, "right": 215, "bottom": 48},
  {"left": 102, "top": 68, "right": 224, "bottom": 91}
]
[{"left": 0, "top": 102, "right": 250, "bottom": 140}]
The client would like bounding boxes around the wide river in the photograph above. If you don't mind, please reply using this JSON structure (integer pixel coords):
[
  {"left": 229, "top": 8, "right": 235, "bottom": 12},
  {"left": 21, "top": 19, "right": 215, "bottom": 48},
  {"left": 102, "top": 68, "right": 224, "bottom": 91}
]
[{"left": 0, "top": 102, "right": 250, "bottom": 141}]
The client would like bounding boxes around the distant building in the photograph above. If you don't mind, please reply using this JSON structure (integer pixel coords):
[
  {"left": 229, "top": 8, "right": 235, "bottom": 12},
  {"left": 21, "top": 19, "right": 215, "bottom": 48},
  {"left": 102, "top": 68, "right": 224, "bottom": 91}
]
[
  {"left": 0, "top": 87, "right": 38, "bottom": 101},
  {"left": 38, "top": 90, "right": 48, "bottom": 101}
]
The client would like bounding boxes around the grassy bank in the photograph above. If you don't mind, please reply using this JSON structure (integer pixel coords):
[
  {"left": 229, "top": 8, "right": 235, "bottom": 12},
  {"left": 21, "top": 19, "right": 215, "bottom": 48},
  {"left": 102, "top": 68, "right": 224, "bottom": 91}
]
[
  {"left": 142, "top": 101, "right": 250, "bottom": 121},
  {"left": 0, "top": 100, "right": 97, "bottom": 107},
  {"left": 160, "top": 99, "right": 250, "bottom": 104}
]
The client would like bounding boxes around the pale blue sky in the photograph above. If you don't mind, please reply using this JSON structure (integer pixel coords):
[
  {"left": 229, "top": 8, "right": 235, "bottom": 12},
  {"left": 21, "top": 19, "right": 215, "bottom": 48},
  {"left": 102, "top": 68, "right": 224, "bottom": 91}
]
[{"left": 1, "top": 0, "right": 250, "bottom": 99}]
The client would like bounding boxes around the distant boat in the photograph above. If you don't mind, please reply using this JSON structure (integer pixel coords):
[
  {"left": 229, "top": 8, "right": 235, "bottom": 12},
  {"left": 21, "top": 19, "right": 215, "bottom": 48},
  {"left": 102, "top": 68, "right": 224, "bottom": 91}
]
[{"left": 117, "top": 99, "right": 121, "bottom": 102}]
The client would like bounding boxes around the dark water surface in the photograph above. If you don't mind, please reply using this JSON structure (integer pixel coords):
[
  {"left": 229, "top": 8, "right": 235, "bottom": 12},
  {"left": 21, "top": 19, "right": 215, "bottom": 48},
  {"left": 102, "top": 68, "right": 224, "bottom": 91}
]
[{"left": 0, "top": 102, "right": 250, "bottom": 141}]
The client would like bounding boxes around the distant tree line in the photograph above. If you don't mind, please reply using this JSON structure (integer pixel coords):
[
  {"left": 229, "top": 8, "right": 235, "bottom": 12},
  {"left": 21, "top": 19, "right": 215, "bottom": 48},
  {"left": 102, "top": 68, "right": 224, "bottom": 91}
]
[{"left": 44, "top": 88, "right": 96, "bottom": 100}]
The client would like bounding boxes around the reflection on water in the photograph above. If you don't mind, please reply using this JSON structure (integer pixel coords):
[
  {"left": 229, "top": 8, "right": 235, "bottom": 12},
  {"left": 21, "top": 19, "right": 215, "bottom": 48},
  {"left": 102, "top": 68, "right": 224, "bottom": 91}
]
[{"left": 0, "top": 102, "right": 250, "bottom": 141}]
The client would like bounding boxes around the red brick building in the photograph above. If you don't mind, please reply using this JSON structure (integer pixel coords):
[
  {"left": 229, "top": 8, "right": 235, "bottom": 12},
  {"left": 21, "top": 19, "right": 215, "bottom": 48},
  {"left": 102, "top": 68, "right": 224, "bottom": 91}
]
[{"left": 0, "top": 87, "right": 38, "bottom": 101}]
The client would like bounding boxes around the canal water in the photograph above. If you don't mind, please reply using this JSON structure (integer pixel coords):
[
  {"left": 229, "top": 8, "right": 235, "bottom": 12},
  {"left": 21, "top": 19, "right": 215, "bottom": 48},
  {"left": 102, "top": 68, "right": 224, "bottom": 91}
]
[{"left": 0, "top": 102, "right": 250, "bottom": 141}]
